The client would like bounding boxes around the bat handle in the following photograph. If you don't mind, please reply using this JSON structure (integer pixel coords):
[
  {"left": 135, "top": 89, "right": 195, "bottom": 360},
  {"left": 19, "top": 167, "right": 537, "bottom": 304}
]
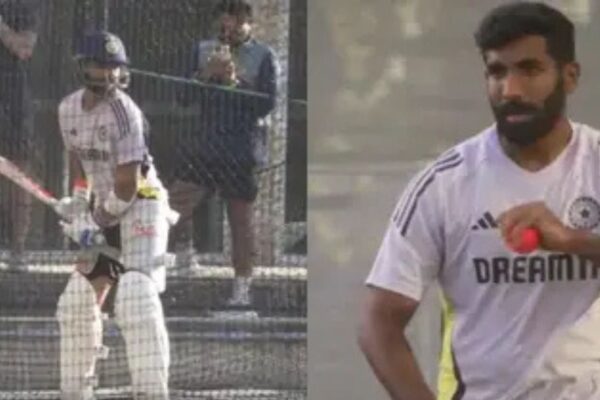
[{"left": 50, "top": 199, "right": 71, "bottom": 221}]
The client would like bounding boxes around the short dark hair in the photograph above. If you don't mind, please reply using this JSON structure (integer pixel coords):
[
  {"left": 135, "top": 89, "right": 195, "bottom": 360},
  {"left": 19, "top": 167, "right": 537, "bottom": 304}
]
[
  {"left": 474, "top": 2, "right": 575, "bottom": 65},
  {"left": 213, "top": 0, "right": 253, "bottom": 19}
]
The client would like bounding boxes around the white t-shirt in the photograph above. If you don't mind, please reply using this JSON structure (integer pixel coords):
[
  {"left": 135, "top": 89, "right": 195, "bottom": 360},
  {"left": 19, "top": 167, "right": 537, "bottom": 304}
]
[
  {"left": 367, "top": 122, "right": 600, "bottom": 400},
  {"left": 58, "top": 88, "right": 162, "bottom": 207}
]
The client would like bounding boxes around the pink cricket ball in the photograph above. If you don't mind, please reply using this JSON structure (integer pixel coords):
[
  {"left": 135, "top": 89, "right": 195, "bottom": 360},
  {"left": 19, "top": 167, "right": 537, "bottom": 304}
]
[{"left": 510, "top": 228, "right": 540, "bottom": 254}]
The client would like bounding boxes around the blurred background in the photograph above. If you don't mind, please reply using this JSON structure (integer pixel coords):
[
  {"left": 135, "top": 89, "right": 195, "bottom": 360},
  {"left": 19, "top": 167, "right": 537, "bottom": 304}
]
[{"left": 308, "top": 0, "right": 600, "bottom": 398}]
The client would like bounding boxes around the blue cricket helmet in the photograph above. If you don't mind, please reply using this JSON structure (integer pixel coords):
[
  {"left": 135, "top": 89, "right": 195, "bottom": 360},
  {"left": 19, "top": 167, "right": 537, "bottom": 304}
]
[
  {"left": 75, "top": 31, "right": 130, "bottom": 94},
  {"left": 75, "top": 31, "right": 129, "bottom": 66}
]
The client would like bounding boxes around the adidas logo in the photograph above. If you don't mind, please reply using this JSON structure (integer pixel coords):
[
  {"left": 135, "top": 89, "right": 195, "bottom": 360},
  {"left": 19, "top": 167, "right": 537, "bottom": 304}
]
[{"left": 471, "top": 211, "right": 498, "bottom": 230}]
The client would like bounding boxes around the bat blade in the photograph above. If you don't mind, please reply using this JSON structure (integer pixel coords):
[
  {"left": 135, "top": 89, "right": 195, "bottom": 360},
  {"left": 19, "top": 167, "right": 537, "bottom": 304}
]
[
  {"left": 0, "top": 155, "right": 122, "bottom": 260},
  {"left": 0, "top": 155, "right": 58, "bottom": 208}
]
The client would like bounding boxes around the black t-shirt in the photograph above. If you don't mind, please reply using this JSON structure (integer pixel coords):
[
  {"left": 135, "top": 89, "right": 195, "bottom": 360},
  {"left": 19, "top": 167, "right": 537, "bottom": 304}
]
[{"left": 0, "top": 0, "right": 38, "bottom": 70}]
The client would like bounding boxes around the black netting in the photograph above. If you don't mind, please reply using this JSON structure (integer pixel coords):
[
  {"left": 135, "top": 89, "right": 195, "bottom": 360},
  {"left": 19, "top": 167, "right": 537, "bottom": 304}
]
[{"left": 0, "top": 0, "right": 306, "bottom": 398}]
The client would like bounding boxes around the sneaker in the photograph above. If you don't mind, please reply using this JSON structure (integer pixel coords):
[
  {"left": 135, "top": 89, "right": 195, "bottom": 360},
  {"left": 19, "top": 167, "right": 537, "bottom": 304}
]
[
  {"left": 225, "top": 277, "right": 252, "bottom": 308},
  {"left": 226, "top": 290, "right": 251, "bottom": 308},
  {"left": 211, "top": 278, "right": 257, "bottom": 318},
  {"left": 219, "top": 296, "right": 257, "bottom": 319}
]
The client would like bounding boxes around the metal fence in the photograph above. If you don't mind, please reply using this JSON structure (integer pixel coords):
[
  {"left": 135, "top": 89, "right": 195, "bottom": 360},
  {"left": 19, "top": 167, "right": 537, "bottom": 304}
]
[
  {"left": 0, "top": 0, "right": 306, "bottom": 397},
  {"left": 3, "top": 0, "right": 306, "bottom": 267}
]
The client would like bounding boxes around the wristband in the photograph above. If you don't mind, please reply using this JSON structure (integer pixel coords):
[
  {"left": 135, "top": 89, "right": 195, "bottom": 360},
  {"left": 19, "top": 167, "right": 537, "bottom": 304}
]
[
  {"left": 73, "top": 179, "right": 90, "bottom": 198},
  {"left": 103, "top": 190, "right": 134, "bottom": 217},
  {"left": 73, "top": 178, "right": 88, "bottom": 190}
]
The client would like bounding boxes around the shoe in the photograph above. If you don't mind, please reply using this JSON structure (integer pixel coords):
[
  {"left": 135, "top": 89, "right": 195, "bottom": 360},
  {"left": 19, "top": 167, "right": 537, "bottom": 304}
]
[
  {"left": 219, "top": 293, "right": 258, "bottom": 319},
  {"left": 209, "top": 278, "right": 258, "bottom": 318},
  {"left": 226, "top": 276, "right": 253, "bottom": 306},
  {"left": 226, "top": 290, "right": 251, "bottom": 308}
]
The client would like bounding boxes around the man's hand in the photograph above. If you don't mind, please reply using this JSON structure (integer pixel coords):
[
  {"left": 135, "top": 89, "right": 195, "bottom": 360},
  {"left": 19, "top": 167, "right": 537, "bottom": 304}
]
[
  {"left": 358, "top": 287, "right": 436, "bottom": 400},
  {"left": 54, "top": 188, "right": 89, "bottom": 222},
  {"left": 201, "top": 53, "right": 237, "bottom": 84},
  {"left": 0, "top": 12, "right": 36, "bottom": 61},
  {"left": 498, "top": 201, "right": 573, "bottom": 253},
  {"left": 60, "top": 213, "right": 105, "bottom": 248}
]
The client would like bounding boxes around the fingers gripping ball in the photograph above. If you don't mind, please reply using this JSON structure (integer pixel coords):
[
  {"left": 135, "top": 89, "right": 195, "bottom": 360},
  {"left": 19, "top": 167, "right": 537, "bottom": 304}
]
[{"left": 509, "top": 228, "right": 540, "bottom": 254}]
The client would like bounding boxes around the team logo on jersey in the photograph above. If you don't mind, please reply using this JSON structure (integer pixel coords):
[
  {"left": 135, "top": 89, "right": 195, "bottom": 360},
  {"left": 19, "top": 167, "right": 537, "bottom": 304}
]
[
  {"left": 471, "top": 211, "right": 498, "bottom": 230},
  {"left": 568, "top": 196, "right": 600, "bottom": 230},
  {"left": 105, "top": 38, "right": 122, "bottom": 55},
  {"left": 96, "top": 125, "right": 108, "bottom": 141},
  {"left": 75, "top": 147, "right": 110, "bottom": 162}
]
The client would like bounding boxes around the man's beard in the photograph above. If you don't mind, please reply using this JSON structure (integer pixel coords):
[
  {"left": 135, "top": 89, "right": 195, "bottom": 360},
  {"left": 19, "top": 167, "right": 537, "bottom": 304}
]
[
  {"left": 219, "top": 26, "right": 250, "bottom": 46},
  {"left": 85, "top": 83, "right": 113, "bottom": 96},
  {"left": 492, "top": 77, "right": 566, "bottom": 147}
]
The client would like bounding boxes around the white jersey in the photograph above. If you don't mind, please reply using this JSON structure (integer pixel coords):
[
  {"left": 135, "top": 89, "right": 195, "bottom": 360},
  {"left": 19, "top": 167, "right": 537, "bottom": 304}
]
[
  {"left": 58, "top": 88, "right": 162, "bottom": 207},
  {"left": 367, "top": 122, "right": 600, "bottom": 400}
]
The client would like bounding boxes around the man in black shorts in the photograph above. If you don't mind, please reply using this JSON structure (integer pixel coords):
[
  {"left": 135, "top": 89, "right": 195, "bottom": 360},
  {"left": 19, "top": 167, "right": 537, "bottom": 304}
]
[
  {"left": 170, "top": 0, "right": 277, "bottom": 307},
  {"left": 0, "top": 0, "right": 38, "bottom": 266}
]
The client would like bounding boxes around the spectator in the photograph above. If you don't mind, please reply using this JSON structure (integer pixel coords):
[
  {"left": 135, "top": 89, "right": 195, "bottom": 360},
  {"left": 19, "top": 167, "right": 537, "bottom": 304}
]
[
  {"left": 0, "top": 0, "right": 39, "bottom": 267},
  {"left": 169, "top": 0, "right": 277, "bottom": 308}
]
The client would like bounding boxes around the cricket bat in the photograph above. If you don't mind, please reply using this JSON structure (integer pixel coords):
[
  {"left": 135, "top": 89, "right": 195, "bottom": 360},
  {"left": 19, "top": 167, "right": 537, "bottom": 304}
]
[{"left": 0, "top": 155, "right": 120, "bottom": 260}]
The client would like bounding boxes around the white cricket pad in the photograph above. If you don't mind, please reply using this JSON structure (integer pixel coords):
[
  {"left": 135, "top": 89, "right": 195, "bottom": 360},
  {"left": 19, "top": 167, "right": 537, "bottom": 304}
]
[
  {"left": 119, "top": 197, "right": 170, "bottom": 293},
  {"left": 114, "top": 271, "right": 170, "bottom": 399},
  {"left": 55, "top": 272, "right": 104, "bottom": 400}
]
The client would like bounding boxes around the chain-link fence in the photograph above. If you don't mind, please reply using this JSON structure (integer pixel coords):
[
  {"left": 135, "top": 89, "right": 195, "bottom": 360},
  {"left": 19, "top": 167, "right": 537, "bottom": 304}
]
[{"left": 0, "top": 0, "right": 306, "bottom": 398}]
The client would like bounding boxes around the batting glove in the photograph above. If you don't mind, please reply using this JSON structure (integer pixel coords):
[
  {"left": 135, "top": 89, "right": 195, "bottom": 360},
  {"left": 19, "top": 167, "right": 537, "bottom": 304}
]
[{"left": 60, "top": 213, "right": 106, "bottom": 248}]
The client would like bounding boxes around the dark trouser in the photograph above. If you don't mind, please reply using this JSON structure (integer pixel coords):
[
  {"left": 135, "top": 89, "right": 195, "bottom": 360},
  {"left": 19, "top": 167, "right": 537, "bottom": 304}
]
[
  {"left": 168, "top": 180, "right": 256, "bottom": 277},
  {"left": 169, "top": 141, "right": 257, "bottom": 276},
  {"left": 0, "top": 70, "right": 34, "bottom": 254},
  {"left": 83, "top": 224, "right": 125, "bottom": 283},
  {"left": 0, "top": 70, "right": 34, "bottom": 160}
]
